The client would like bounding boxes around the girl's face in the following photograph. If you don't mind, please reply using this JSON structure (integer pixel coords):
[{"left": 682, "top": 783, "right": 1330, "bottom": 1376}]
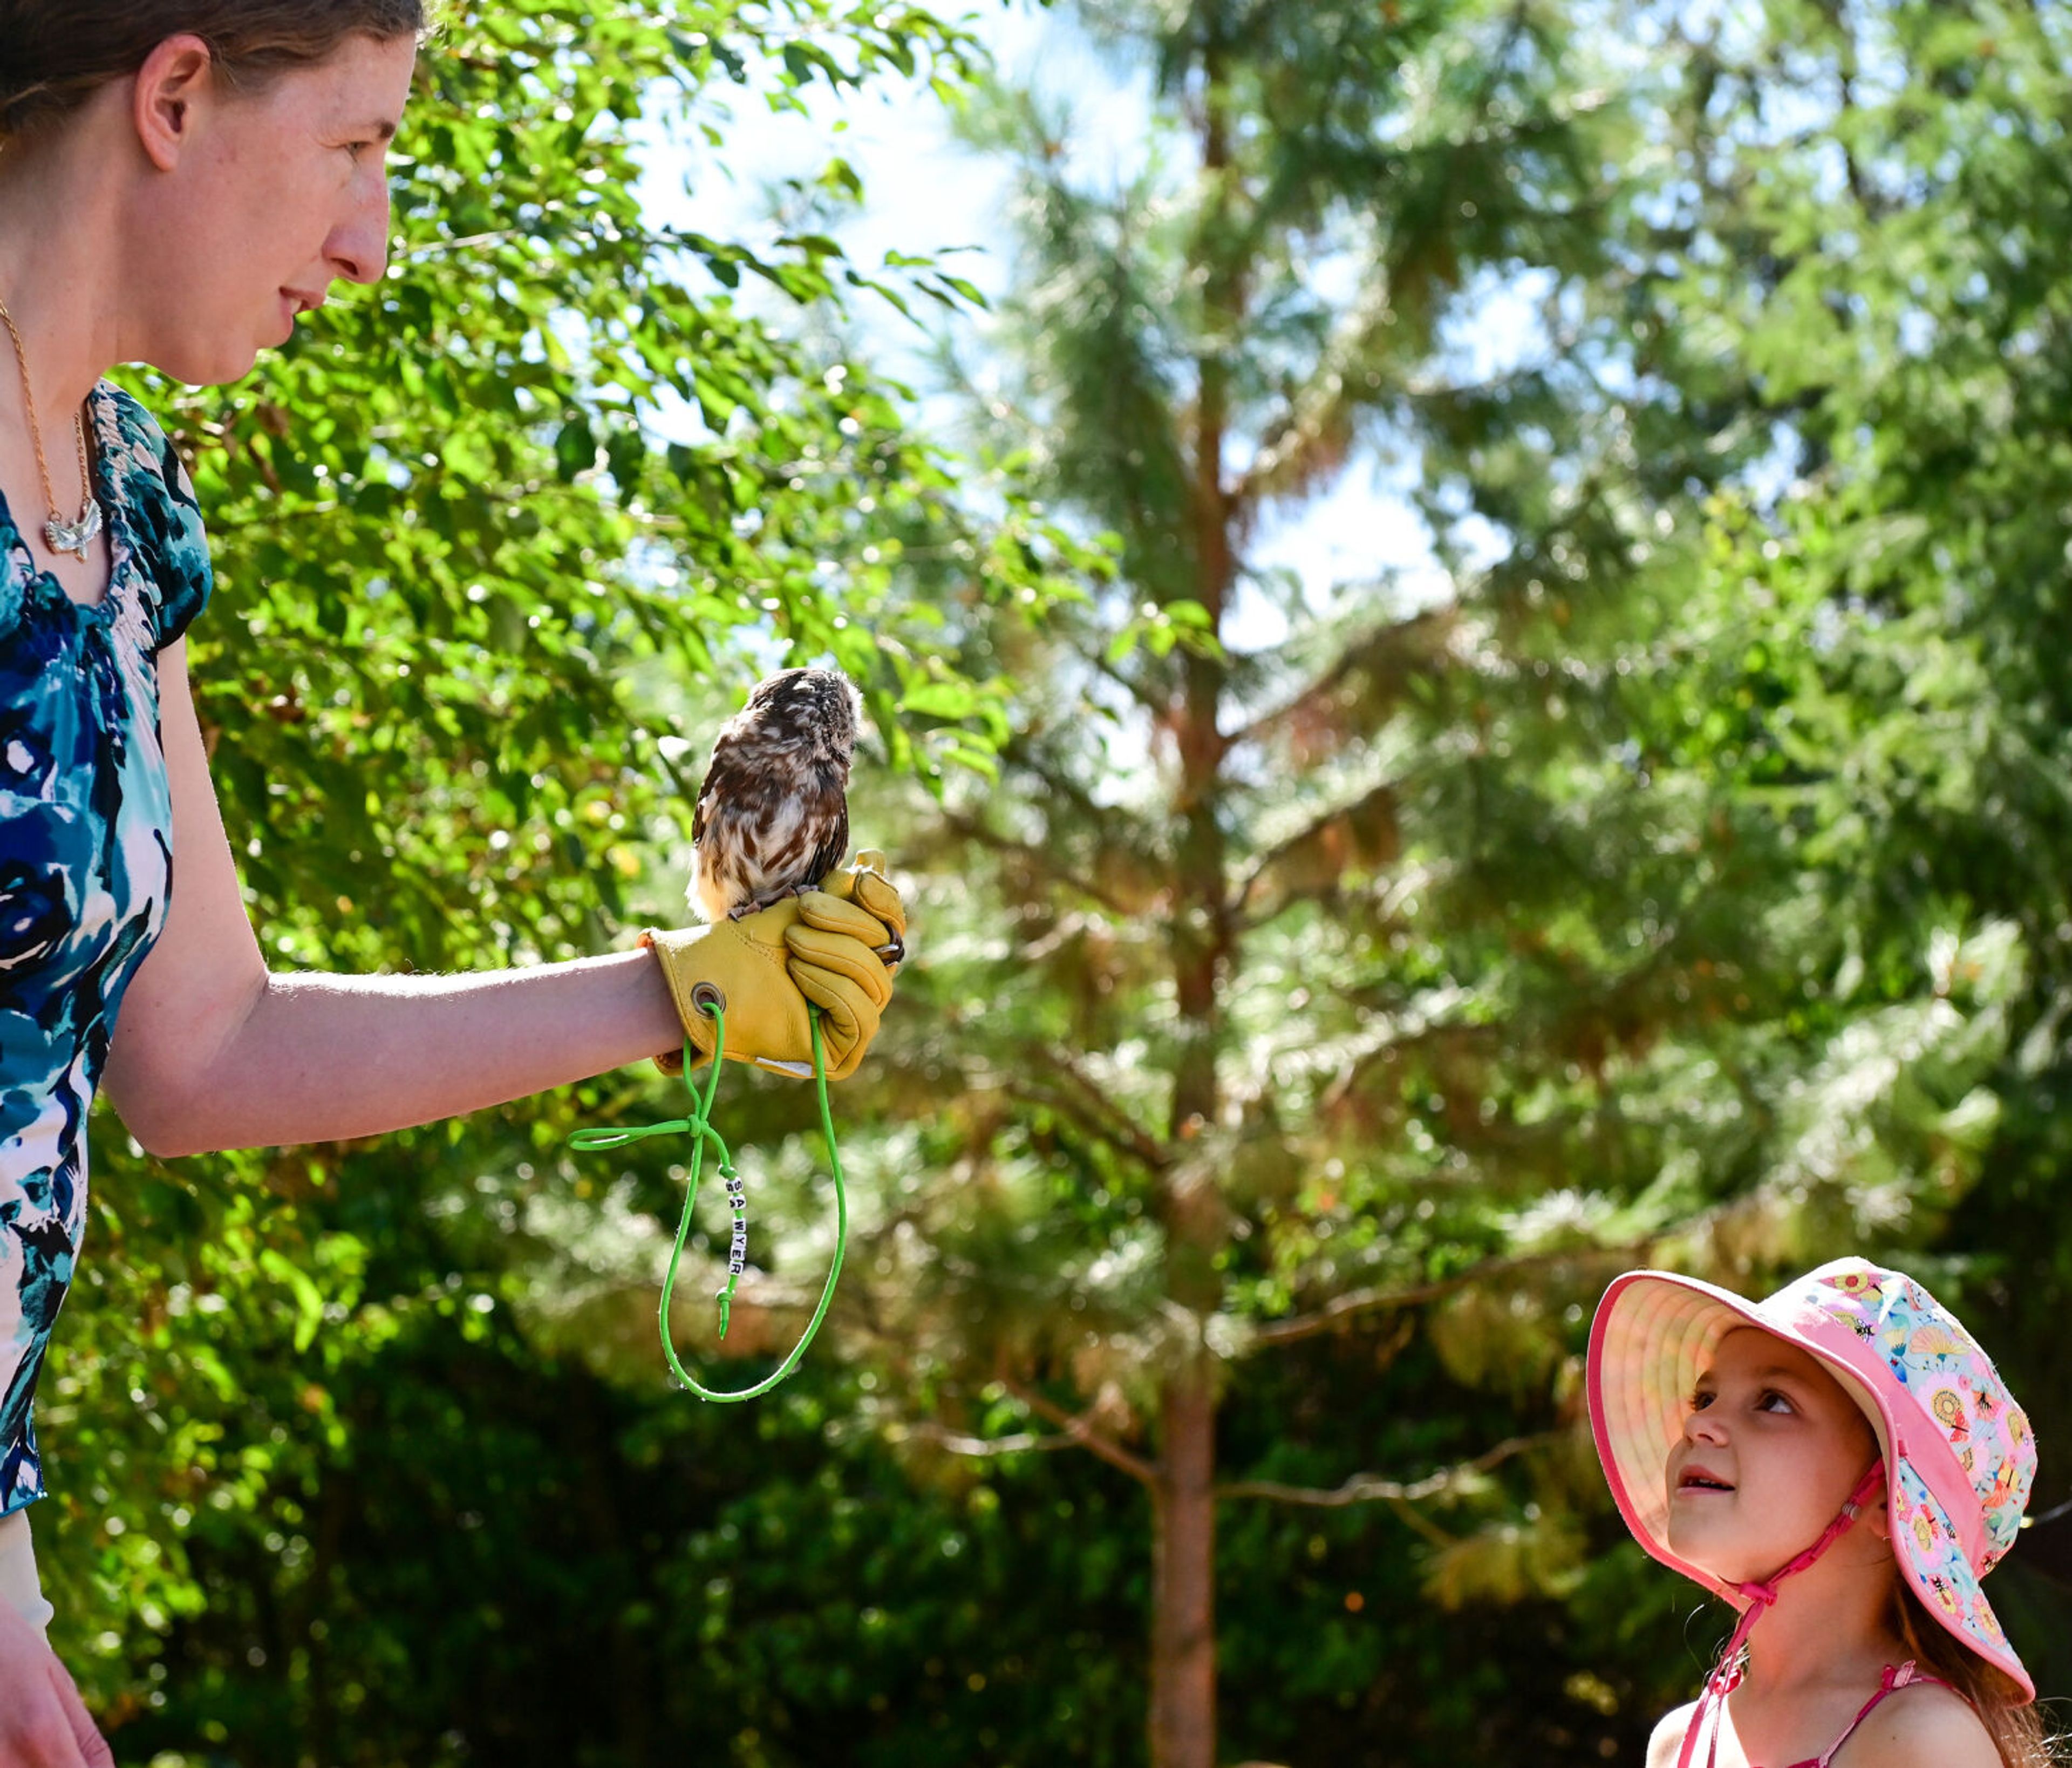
[
  {"left": 1664, "top": 1328, "right": 1885, "bottom": 1585},
  {"left": 126, "top": 31, "right": 418, "bottom": 386}
]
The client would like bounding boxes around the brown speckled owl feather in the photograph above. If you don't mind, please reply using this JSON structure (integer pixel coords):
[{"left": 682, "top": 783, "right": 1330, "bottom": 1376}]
[{"left": 688, "top": 667, "right": 861, "bottom": 922}]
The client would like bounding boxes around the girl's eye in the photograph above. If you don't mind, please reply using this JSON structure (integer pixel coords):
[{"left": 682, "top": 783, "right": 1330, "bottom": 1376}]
[
  {"left": 1689, "top": 1391, "right": 1714, "bottom": 1412},
  {"left": 1757, "top": 1389, "right": 1795, "bottom": 1414}
]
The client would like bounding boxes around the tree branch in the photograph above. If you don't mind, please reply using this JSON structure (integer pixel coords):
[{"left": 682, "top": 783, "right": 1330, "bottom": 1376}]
[
  {"left": 1086, "top": 642, "right": 1177, "bottom": 720},
  {"left": 939, "top": 810, "right": 1135, "bottom": 915},
  {"left": 1235, "top": 285, "right": 1396, "bottom": 513},
  {"left": 1216, "top": 1431, "right": 1555, "bottom": 1507},
  {"left": 1316, "top": 1013, "right": 1499, "bottom": 1119},
  {"left": 1001, "top": 740, "right": 1145, "bottom": 842},
  {"left": 946, "top": 739, "right": 1170, "bottom": 916},
  {"left": 999, "top": 1076, "right": 1174, "bottom": 1176},
  {"left": 1004, "top": 1043, "right": 1173, "bottom": 1173},
  {"left": 1226, "top": 607, "right": 1458, "bottom": 753},
  {"left": 883, "top": 1419, "right": 1075, "bottom": 1458},
  {"left": 1230, "top": 779, "right": 1400, "bottom": 924},
  {"left": 1255, "top": 1245, "right": 1650, "bottom": 1349},
  {"left": 1000, "top": 1377, "right": 1160, "bottom": 1488}
]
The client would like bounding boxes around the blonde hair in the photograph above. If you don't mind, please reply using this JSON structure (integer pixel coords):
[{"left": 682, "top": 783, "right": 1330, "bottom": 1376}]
[
  {"left": 0, "top": 1, "right": 429, "bottom": 141},
  {"left": 1893, "top": 1579, "right": 2056, "bottom": 1768}
]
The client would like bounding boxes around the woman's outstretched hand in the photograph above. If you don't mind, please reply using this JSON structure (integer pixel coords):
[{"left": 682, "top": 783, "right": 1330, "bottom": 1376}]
[
  {"left": 0, "top": 1602, "right": 113, "bottom": 1767},
  {"left": 643, "top": 853, "right": 907, "bottom": 1081},
  {"left": 785, "top": 853, "right": 908, "bottom": 1082}
]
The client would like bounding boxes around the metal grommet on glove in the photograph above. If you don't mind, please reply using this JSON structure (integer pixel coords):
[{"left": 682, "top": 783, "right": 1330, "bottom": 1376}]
[{"left": 690, "top": 980, "right": 727, "bottom": 1017}]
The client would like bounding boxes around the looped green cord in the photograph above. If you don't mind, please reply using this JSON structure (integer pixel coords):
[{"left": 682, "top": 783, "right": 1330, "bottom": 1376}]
[{"left": 567, "top": 1005, "right": 848, "bottom": 1402}]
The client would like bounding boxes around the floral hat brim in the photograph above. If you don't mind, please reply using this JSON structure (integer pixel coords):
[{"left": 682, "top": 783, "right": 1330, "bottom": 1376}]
[{"left": 1587, "top": 1266, "right": 2034, "bottom": 1703}]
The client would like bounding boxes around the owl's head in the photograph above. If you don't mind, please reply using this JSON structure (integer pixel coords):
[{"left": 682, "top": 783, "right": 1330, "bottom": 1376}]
[{"left": 744, "top": 667, "right": 863, "bottom": 767}]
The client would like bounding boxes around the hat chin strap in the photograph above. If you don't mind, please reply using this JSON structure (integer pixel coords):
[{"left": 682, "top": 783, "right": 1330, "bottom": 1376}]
[{"left": 1677, "top": 1459, "right": 1887, "bottom": 1768}]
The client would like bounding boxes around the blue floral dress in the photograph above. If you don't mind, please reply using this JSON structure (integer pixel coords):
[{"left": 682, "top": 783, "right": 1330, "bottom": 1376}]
[{"left": 0, "top": 385, "right": 212, "bottom": 1515}]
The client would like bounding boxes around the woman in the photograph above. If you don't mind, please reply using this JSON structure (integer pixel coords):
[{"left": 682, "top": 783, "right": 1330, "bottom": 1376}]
[{"left": 0, "top": 6, "right": 907, "bottom": 1757}]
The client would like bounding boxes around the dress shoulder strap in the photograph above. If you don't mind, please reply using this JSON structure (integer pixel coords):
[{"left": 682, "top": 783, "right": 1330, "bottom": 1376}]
[
  {"left": 1815, "top": 1662, "right": 1957, "bottom": 1767},
  {"left": 92, "top": 384, "right": 214, "bottom": 655}
]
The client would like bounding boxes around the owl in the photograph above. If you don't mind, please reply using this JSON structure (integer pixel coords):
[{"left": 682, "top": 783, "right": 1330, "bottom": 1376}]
[{"left": 687, "top": 666, "right": 861, "bottom": 922}]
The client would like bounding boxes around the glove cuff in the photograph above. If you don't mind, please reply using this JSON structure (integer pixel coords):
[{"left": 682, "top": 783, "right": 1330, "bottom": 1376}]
[{"left": 640, "top": 927, "right": 720, "bottom": 1075}]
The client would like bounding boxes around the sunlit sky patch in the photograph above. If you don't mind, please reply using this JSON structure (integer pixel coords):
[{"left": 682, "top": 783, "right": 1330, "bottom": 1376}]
[{"left": 633, "top": 2, "right": 1546, "bottom": 651}]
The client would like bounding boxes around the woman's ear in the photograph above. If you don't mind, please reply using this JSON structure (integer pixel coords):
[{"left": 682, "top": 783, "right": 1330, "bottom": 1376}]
[{"left": 131, "top": 34, "right": 217, "bottom": 173}]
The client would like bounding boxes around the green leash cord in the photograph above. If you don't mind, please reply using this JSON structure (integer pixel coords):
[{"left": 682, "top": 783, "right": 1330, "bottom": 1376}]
[{"left": 566, "top": 1005, "right": 848, "bottom": 1402}]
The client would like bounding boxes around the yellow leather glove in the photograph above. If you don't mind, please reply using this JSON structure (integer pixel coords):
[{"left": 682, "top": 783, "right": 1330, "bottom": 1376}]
[
  {"left": 644, "top": 852, "right": 906, "bottom": 1081},
  {"left": 786, "top": 852, "right": 907, "bottom": 1082}
]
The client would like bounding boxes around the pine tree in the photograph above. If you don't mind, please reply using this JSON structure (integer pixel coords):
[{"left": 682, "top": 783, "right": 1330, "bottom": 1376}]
[
  {"left": 812, "top": 3, "right": 2032, "bottom": 1761},
  {"left": 846, "top": 4, "right": 1658, "bottom": 1761}
]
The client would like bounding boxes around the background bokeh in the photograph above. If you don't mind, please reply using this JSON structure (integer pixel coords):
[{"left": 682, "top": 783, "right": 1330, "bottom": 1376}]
[{"left": 40, "top": 0, "right": 2072, "bottom": 1762}]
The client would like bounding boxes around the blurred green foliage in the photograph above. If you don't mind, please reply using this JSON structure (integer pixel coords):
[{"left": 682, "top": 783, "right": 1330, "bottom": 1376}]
[{"left": 35, "top": 0, "right": 2072, "bottom": 1763}]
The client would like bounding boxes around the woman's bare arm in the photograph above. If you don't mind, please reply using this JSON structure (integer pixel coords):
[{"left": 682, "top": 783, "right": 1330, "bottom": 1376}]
[{"left": 99, "top": 639, "right": 683, "bottom": 1157}]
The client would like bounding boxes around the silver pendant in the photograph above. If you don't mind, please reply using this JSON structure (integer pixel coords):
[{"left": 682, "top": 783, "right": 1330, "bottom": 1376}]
[{"left": 44, "top": 499, "right": 101, "bottom": 563}]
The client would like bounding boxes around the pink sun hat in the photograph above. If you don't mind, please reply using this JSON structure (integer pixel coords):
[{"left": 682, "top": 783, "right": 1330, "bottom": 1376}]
[{"left": 1587, "top": 1257, "right": 2037, "bottom": 1699}]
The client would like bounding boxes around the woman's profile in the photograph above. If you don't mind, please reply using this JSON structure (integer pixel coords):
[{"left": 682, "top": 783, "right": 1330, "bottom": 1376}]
[{"left": 0, "top": 6, "right": 907, "bottom": 1756}]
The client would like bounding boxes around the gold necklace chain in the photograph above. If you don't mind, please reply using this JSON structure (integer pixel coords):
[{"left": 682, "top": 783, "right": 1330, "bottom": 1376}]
[{"left": 0, "top": 292, "right": 100, "bottom": 562}]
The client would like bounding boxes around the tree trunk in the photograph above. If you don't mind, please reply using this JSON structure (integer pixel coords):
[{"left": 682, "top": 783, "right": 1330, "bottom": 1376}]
[
  {"left": 1151, "top": 36, "right": 1239, "bottom": 1766},
  {"left": 1149, "top": 1358, "right": 1218, "bottom": 1768}
]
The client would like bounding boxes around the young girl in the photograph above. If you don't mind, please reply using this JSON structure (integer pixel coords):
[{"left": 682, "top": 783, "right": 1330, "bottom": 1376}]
[{"left": 1589, "top": 1259, "right": 2048, "bottom": 1768}]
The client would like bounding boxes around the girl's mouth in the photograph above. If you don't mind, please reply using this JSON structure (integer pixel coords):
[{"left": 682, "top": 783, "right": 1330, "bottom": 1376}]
[{"left": 1677, "top": 1468, "right": 1735, "bottom": 1493}]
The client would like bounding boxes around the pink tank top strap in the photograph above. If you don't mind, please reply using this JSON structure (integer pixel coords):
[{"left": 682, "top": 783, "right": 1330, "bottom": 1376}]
[{"left": 1808, "top": 1662, "right": 1956, "bottom": 1767}]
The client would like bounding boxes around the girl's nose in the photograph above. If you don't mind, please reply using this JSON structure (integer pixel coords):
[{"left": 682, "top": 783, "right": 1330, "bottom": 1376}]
[{"left": 1682, "top": 1408, "right": 1728, "bottom": 1446}]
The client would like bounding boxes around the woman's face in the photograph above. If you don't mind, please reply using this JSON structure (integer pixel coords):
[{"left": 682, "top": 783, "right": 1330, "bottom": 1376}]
[
  {"left": 127, "top": 31, "right": 418, "bottom": 385},
  {"left": 1664, "top": 1327, "right": 1886, "bottom": 1586}
]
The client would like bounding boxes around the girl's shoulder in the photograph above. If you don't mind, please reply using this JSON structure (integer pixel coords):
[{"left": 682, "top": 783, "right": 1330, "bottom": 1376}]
[
  {"left": 1646, "top": 1680, "right": 2002, "bottom": 1768},
  {"left": 1647, "top": 1701, "right": 1700, "bottom": 1768},
  {"left": 1835, "top": 1677, "right": 2000, "bottom": 1768}
]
